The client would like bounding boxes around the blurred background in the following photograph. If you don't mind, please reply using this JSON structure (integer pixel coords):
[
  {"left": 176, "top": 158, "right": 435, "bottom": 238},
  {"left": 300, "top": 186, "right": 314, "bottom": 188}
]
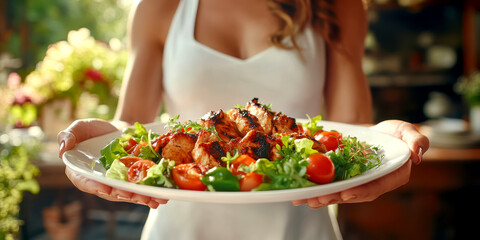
[{"left": 0, "top": 0, "right": 479, "bottom": 239}]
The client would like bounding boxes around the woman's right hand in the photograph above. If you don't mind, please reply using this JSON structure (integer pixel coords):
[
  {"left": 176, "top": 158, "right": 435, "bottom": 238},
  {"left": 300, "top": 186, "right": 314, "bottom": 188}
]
[{"left": 58, "top": 118, "right": 168, "bottom": 208}]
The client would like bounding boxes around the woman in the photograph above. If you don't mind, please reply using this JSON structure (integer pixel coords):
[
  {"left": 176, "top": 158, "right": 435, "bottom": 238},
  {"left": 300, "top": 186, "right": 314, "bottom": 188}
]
[{"left": 58, "top": 0, "right": 429, "bottom": 239}]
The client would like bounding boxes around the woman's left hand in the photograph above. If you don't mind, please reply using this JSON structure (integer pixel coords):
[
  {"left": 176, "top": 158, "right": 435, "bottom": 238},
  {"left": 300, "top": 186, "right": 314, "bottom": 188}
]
[{"left": 291, "top": 120, "right": 429, "bottom": 209}]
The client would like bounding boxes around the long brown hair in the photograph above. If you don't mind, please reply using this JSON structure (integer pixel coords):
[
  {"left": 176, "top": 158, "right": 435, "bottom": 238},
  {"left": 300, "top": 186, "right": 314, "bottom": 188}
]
[{"left": 266, "top": 0, "right": 340, "bottom": 51}]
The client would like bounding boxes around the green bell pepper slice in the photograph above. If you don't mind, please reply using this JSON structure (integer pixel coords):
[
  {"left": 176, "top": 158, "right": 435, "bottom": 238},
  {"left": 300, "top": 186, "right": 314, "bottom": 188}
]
[{"left": 201, "top": 166, "right": 240, "bottom": 191}]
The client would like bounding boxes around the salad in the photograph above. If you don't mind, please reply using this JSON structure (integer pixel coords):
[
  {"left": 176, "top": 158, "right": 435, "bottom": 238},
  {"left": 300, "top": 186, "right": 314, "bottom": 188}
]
[{"left": 99, "top": 99, "right": 383, "bottom": 192}]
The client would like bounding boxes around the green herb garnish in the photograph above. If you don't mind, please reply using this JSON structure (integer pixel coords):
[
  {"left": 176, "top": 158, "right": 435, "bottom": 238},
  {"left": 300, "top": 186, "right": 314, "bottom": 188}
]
[
  {"left": 165, "top": 115, "right": 223, "bottom": 141},
  {"left": 328, "top": 136, "right": 383, "bottom": 181}
]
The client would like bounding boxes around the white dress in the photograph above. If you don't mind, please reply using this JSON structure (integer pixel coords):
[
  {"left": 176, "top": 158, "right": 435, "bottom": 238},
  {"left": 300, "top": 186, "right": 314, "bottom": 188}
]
[{"left": 141, "top": 0, "right": 342, "bottom": 239}]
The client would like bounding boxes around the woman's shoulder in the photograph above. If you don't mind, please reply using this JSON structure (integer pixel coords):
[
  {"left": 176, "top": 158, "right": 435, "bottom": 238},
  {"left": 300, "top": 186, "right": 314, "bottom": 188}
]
[
  {"left": 331, "top": 0, "right": 368, "bottom": 59},
  {"left": 129, "top": 0, "right": 180, "bottom": 44}
]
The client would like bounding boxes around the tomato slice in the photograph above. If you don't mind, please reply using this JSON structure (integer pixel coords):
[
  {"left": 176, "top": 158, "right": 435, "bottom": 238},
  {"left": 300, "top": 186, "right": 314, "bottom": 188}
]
[
  {"left": 231, "top": 155, "right": 256, "bottom": 175},
  {"left": 172, "top": 163, "right": 207, "bottom": 191},
  {"left": 314, "top": 131, "right": 342, "bottom": 151},
  {"left": 306, "top": 153, "right": 335, "bottom": 184},
  {"left": 127, "top": 159, "right": 155, "bottom": 183},
  {"left": 132, "top": 141, "right": 148, "bottom": 156},
  {"left": 119, "top": 156, "right": 143, "bottom": 168},
  {"left": 124, "top": 138, "right": 138, "bottom": 153},
  {"left": 239, "top": 172, "right": 263, "bottom": 191}
]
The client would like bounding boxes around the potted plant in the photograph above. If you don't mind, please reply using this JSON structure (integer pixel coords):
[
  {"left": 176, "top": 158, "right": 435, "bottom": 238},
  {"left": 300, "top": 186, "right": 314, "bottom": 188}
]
[
  {"left": 455, "top": 72, "right": 480, "bottom": 132},
  {"left": 20, "top": 28, "right": 127, "bottom": 138},
  {"left": 0, "top": 129, "right": 41, "bottom": 240}
]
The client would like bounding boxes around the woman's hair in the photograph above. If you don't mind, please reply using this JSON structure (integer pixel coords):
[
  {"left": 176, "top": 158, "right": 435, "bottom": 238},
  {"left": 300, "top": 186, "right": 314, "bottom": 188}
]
[{"left": 266, "top": 0, "right": 340, "bottom": 51}]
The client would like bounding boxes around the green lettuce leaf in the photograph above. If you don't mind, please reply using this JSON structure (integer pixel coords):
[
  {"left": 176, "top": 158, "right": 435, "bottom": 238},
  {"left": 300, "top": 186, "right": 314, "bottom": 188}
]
[
  {"left": 105, "top": 159, "right": 128, "bottom": 181},
  {"left": 254, "top": 136, "right": 316, "bottom": 190},
  {"left": 140, "top": 158, "right": 176, "bottom": 188},
  {"left": 99, "top": 138, "right": 129, "bottom": 170}
]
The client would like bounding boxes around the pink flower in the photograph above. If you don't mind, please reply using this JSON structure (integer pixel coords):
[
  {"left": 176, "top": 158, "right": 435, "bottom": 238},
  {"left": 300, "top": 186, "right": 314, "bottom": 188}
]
[
  {"left": 12, "top": 89, "right": 33, "bottom": 106},
  {"left": 7, "top": 72, "right": 21, "bottom": 88},
  {"left": 84, "top": 68, "right": 104, "bottom": 82}
]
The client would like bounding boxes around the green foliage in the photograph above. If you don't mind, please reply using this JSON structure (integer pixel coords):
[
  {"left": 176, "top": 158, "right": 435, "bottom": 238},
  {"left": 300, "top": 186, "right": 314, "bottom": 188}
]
[
  {"left": 22, "top": 28, "right": 128, "bottom": 120},
  {"left": 455, "top": 72, "right": 480, "bottom": 106},
  {"left": 8, "top": 103, "right": 37, "bottom": 127},
  {"left": 3, "top": 0, "right": 131, "bottom": 73},
  {"left": 0, "top": 129, "right": 42, "bottom": 239}
]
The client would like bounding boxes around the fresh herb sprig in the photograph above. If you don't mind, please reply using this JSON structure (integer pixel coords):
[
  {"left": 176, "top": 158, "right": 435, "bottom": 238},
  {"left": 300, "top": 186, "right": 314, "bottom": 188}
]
[
  {"left": 221, "top": 149, "right": 239, "bottom": 171},
  {"left": 165, "top": 115, "right": 223, "bottom": 141},
  {"left": 327, "top": 136, "right": 383, "bottom": 181}
]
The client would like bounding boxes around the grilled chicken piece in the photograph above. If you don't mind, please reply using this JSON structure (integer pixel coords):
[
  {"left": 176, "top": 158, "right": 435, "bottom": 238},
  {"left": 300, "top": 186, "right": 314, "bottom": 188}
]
[
  {"left": 160, "top": 132, "right": 197, "bottom": 165},
  {"left": 235, "top": 130, "right": 280, "bottom": 160},
  {"left": 290, "top": 132, "right": 328, "bottom": 153},
  {"left": 200, "top": 110, "right": 241, "bottom": 142},
  {"left": 227, "top": 108, "right": 265, "bottom": 136},
  {"left": 152, "top": 132, "right": 173, "bottom": 152},
  {"left": 191, "top": 131, "right": 225, "bottom": 168},
  {"left": 272, "top": 112, "right": 299, "bottom": 135},
  {"left": 245, "top": 98, "right": 274, "bottom": 135}
]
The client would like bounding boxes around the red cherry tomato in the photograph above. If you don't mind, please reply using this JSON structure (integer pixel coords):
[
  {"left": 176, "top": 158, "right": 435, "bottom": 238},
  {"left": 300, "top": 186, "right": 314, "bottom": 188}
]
[
  {"left": 132, "top": 141, "right": 148, "bottom": 156},
  {"left": 231, "top": 155, "right": 256, "bottom": 175},
  {"left": 239, "top": 172, "right": 263, "bottom": 191},
  {"left": 306, "top": 153, "right": 335, "bottom": 184},
  {"left": 172, "top": 163, "right": 207, "bottom": 191},
  {"left": 119, "top": 156, "right": 143, "bottom": 168},
  {"left": 124, "top": 138, "right": 138, "bottom": 153},
  {"left": 127, "top": 159, "right": 155, "bottom": 183},
  {"left": 314, "top": 131, "right": 342, "bottom": 151}
]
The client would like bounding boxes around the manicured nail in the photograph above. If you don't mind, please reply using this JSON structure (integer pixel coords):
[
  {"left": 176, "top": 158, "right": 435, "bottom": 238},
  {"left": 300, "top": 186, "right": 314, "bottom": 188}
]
[
  {"left": 148, "top": 200, "right": 160, "bottom": 209},
  {"left": 97, "top": 190, "right": 109, "bottom": 196},
  {"left": 342, "top": 195, "right": 356, "bottom": 201},
  {"left": 116, "top": 195, "right": 130, "bottom": 201},
  {"left": 417, "top": 147, "right": 423, "bottom": 163},
  {"left": 58, "top": 140, "right": 65, "bottom": 158}
]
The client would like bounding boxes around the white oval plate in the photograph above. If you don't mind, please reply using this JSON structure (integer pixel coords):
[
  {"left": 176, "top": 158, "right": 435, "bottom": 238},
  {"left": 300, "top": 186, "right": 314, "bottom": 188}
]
[{"left": 63, "top": 120, "right": 410, "bottom": 204}]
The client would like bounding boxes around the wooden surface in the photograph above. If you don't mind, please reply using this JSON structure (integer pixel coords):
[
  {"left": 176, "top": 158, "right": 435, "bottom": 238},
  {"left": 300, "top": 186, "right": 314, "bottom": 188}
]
[{"left": 423, "top": 146, "right": 480, "bottom": 162}]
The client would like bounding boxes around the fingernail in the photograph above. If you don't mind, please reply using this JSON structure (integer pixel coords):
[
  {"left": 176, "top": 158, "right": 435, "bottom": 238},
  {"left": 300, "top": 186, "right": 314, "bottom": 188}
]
[
  {"left": 97, "top": 190, "right": 109, "bottom": 196},
  {"left": 58, "top": 141, "right": 65, "bottom": 158},
  {"left": 148, "top": 200, "right": 160, "bottom": 209},
  {"left": 417, "top": 147, "right": 423, "bottom": 163},
  {"left": 342, "top": 195, "right": 356, "bottom": 201},
  {"left": 116, "top": 195, "right": 130, "bottom": 201}
]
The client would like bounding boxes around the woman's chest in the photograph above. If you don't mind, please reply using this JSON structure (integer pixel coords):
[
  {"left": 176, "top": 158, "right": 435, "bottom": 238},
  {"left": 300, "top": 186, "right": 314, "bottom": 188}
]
[{"left": 194, "top": 0, "right": 281, "bottom": 60}]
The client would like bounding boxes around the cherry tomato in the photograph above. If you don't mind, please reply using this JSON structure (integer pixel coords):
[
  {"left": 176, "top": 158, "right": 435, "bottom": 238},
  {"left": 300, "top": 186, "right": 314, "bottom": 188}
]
[
  {"left": 124, "top": 138, "right": 138, "bottom": 153},
  {"left": 314, "top": 131, "right": 342, "bottom": 151},
  {"left": 127, "top": 159, "right": 155, "bottom": 183},
  {"left": 231, "top": 155, "right": 256, "bottom": 175},
  {"left": 172, "top": 163, "right": 207, "bottom": 191},
  {"left": 306, "top": 153, "right": 335, "bottom": 184},
  {"left": 119, "top": 156, "right": 143, "bottom": 168},
  {"left": 239, "top": 172, "right": 263, "bottom": 191},
  {"left": 132, "top": 141, "right": 148, "bottom": 156}
]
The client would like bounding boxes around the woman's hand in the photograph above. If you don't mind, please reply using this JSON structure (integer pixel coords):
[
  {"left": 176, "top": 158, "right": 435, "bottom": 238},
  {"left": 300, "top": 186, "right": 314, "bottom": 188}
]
[
  {"left": 291, "top": 120, "right": 429, "bottom": 209},
  {"left": 58, "top": 118, "right": 168, "bottom": 208}
]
